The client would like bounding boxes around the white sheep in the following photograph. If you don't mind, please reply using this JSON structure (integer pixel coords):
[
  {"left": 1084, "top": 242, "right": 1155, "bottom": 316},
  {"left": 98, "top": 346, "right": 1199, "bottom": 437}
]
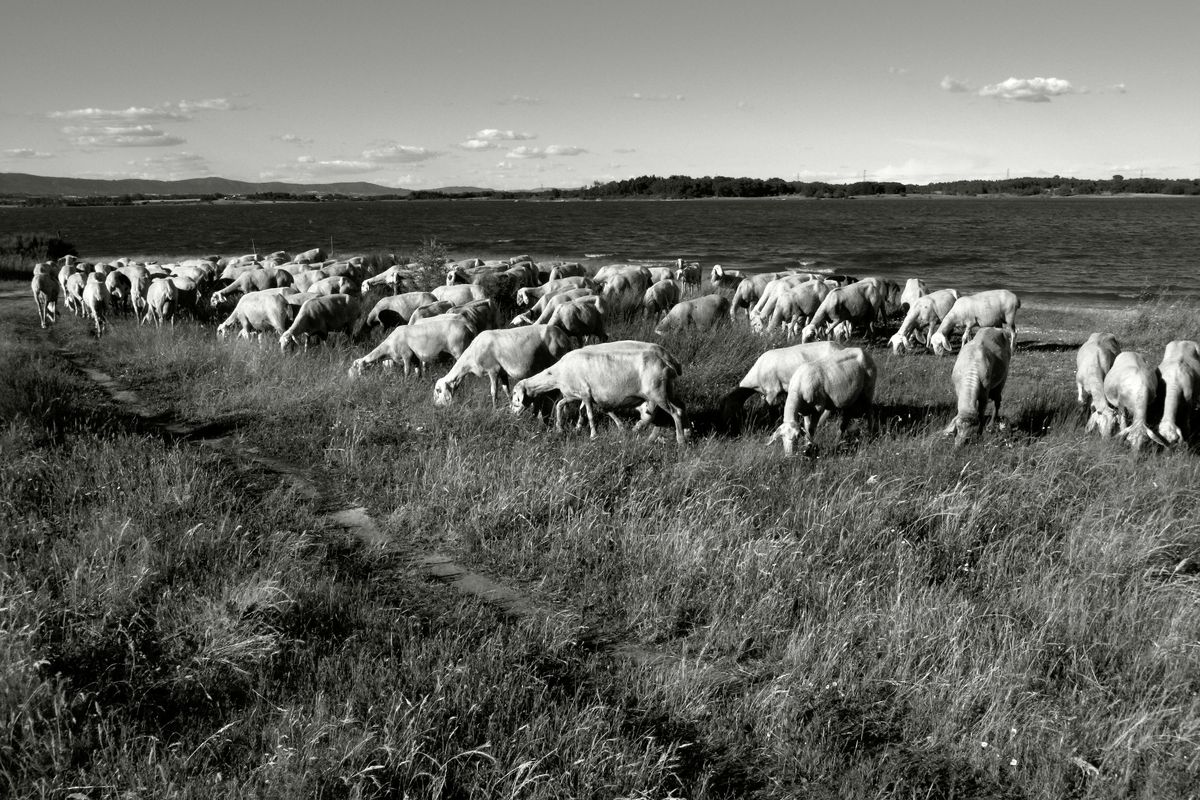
[
  {"left": 433, "top": 324, "right": 576, "bottom": 406},
  {"left": 1156, "top": 340, "right": 1200, "bottom": 445},
  {"left": 930, "top": 290, "right": 1021, "bottom": 356},
  {"left": 349, "top": 314, "right": 476, "bottom": 377},
  {"left": 767, "top": 347, "right": 876, "bottom": 456},
  {"left": 888, "top": 289, "right": 960, "bottom": 354},
  {"left": 942, "top": 327, "right": 1014, "bottom": 447},
  {"left": 510, "top": 341, "right": 689, "bottom": 443},
  {"left": 1076, "top": 332, "right": 1121, "bottom": 435}
]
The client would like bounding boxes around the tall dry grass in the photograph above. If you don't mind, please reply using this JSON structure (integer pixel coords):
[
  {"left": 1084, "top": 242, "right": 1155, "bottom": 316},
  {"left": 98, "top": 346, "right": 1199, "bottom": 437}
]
[{"left": 4, "top": 290, "right": 1199, "bottom": 797}]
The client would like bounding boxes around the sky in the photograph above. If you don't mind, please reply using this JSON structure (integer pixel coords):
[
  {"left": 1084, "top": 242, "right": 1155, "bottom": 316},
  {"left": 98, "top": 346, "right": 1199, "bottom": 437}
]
[{"left": 2, "top": 0, "right": 1198, "bottom": 190}]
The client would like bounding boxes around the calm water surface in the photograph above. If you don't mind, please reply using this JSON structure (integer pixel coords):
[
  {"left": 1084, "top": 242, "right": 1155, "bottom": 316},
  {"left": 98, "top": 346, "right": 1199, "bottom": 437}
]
[{"left": 2, "top": 198, "right": 1197, "bottom": 305}]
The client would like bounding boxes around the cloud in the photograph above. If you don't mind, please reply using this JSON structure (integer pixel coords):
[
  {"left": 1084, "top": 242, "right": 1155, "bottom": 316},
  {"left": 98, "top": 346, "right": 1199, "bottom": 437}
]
[
  {"left": 626, "top": 92, "right": 685, "bottom": 102},
  {"left": 274, "top": 133, "right": 314, "bottom": 145},
  {"left": 3, "top": 147, "right": 54, "bottom": 159},
  {"left": 126, "top": 152, "right": 211, "bottom": 177},
  {"left": 459, "top": 129, "right": 537, "bottom": 151},
  {"left": 50, "top": 106, "right": 190, "bottom": 123},
  {"left": 505, "top": 145, "right": 586, "bottom": 159},
  {"left": 177, "top": 97, "right": 239, "bottom": 112},
  {"left": 64, "top": 124, "right": 186, "bottom": 147},
  {"left": 361, "top": 143, "right": 438, "bottom": 163},
  {"left": 476, "top": 128, "right": 536, "bottom": 141},
  {"left": 292, "top": 156, "right": 378, "bottom": 174},
  {"left": 48, "top": 98, "right": 241, "bottom": 123},
  {"left": 978, "top": 76, "right": 1076, "bottom": 102},
  {"left": 498, "top": 94, "right": 542, "bottom": 105},
  {"left": 888, "top": 66, "right": 909, "bottom": 76},
  {"left": 940, "top": 75, "right": 973, "bottom": 93}
]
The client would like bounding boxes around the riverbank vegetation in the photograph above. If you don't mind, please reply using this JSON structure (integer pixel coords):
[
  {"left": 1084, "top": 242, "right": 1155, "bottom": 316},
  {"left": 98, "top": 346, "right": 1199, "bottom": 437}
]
[
  {"left": 2, "top": 286, "right": 1198, "bottom": 798},
  {"left": 5, "top": 173, "right": 1199, "bottom": 206}
]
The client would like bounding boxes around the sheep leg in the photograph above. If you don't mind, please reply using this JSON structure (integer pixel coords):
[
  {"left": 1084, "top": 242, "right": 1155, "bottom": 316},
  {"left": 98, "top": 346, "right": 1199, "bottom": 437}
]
[{"left": 582, "top": 399, "right": 600, "bottom": 439}]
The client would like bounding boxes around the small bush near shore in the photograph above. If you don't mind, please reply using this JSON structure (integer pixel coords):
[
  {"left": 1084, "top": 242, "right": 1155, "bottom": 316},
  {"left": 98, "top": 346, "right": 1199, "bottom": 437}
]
[{"left": 0, "top": 232, "right": 77, "bottom": 279}]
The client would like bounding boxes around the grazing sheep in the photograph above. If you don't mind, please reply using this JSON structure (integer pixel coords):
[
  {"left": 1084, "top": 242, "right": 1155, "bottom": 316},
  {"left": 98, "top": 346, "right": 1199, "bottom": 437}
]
[
  {"left": 142, "top": 278, "right": 179, "bottom": 327},
  {"left": 64, "top": 272, "right": 87, "bottom": 316},
  {"left": 363, "top": 291, "right": 439, "bottom": 331},
  {"left": 888, "top": 289, "right": 961, "bottom": 354},
  {"left": 747, "top": 273, "right": 818, "bottom": 328},
  {"left": 516, "top": 276, "right": 594, "bottom": 307},
  {"left": 291, "top": 269, "right": 331, "bottom": 294},
  {"left": 547, "top": 296, "right": 608, "bottom": 343},
  {"left": 81, "top": 273, "right": 111, "bottom": 337},
  {"left": 210, "top": 267, "right": 293, "bottom": 308},
  {"left": 643, "top": 279, "right": 684, "bottom": 316},
  {"left": 308, "top": 275, "right": 357, "bottom": 297},
  {"left": 514, "top": 287, "right": 598, "bottom": 326},
  {"left": 800, "top": 280, "right": 889, "bottom": 342},
  {"left": 768, "top": 347, "right": 876, "bottom": 456},
  {"left": 1076, "top": 332, "right": 1122, "bottom": 435},
  {"left": 761, "top": 280, "right": 834, "bottom": 337},
  {"left": 674, "top": 259, "right": 701, "bottom": 286},
  {"left": 1156, "top": 340, "right": 1200, "bottom": 445},
  {"left": 731, "top": 272, "right": 790, "bottom": 321},
  {"left": 217, "top": 291, "right": 294, "bottom": 340},
  {"left": 294, "top": 247, "right": 327, "bottom": 264},
  {"left": 709, "top": 264, "right": 744, "bottom": 292},
  {"left": 104, "top": 270, "right": 132, "bottom": 315},
  {"left": 599, "top": 268, "right": 652, "bottom": 309},
  {"left": 720, "top": 341, "right": 847, "bottom": 430},
  {"left": 409, "top": 300, "right": 457, "bottom": 324},
  {"left": 647, "top": 266, "right": 675, "bottom": 284},
  {"left": 547, "top": 262, "right": 587, "bottom": 281},
  {"left": 654, "top": 294, "right": 731, "bottom": 335},
  {"left": 349, "top": 314, "right": 476, "bottom": 377},
  {"left": 900, "top": 278, "right": 927, "bottom": 314},
  {"left": 510, "top": 341, "right": 689, "bottom": 443},
  {"left": 432, "top": 282, "right": 489, "bottom": 305},
  {"left": 31, "top": 263, "right": 59, "bottom": 328},
  {"left": 360, "top": 263, "right": 416, "bottom": 295},
  {"left": 930, "top": 290, "right": 1021, "bottom": 356},
  {"left": 448, "top": 297, "right": 504, "bottom": 332},
  {"left": 279, "top": 294, "right": 362, "bottom": 352},
  {"left": 1100, "top": 351, "right": 1166, "bottom": 451},
  {"left": 434, "top": 324, "right": 576, "bottom": 406},
  {"left": 942, "top": 327, "right": 1015, "bottom": 447}
]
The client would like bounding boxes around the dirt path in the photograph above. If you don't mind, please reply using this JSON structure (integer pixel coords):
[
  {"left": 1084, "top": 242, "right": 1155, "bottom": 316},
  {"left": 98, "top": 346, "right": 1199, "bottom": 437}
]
[{"left": 3, "top": 288, "right": 741, "bottom": 683}]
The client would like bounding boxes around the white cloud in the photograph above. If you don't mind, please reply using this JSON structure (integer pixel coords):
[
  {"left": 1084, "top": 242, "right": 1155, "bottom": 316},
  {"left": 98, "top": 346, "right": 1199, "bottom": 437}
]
[
  {"left": 48, "top": 98, "right": 240, "bottom": 123},
  {"left": 626, "top": 92, "right": 686, "bottom": 101},
  {"left": 498, "top": 94, "right": 542, "bottom": 105},
  {"left": 940, "top": 75, "right": 972, "bottom": 93},
  {"left": 274, "top": 133, "right": 314, "bottom": 145},
  {"left": 505, "top": 145, "right": 586, "bottom": 159},
  {"left": 475, "top": 128, "right": 536, "bottom": 141},
  {"left": 978, "top": 76, "right": 1076, "bottom": 102},
  {"left": 289, "top": 156, "right": 377, "bottom": 174},
  {"left": 362, "top": 143, "right": 438, "bottom": 163},
  {"left": 177, "top": 97, "right": 238, "bottom": 112},
  {"left": 126, "top": 152, "right": 210, "bottom": 177},
  {"left": 64, "top": 124, "right": 186, "bottom": 147},
  {"left": 888, "top": 66, "right": 909, "bottom": 76},
  {"left": 3, "top": 147, "right": 54, "bottom": 159},
  {"left": 459, "top": 139, "right": 495, "bottom": 150},
  {"left": 129, "top": 152, "right": 209, "bottom": 168}
]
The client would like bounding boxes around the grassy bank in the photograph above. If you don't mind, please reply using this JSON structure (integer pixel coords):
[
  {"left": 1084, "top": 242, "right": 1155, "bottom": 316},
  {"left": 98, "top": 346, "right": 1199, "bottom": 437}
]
[{"left": 3, "top": 286, "right": 1199, "bottom": 797}]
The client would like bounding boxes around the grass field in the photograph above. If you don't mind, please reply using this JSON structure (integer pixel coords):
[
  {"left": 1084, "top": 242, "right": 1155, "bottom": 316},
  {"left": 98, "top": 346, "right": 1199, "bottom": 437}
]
[{"left": 2, "top": 278, "right": 1199, "bottom": 799}]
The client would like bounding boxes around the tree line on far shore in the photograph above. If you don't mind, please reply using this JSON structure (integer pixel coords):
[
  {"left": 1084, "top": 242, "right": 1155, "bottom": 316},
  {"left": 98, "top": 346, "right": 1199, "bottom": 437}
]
[{"left": 6, "top": 174, "right": 1199, "bottom": 207}]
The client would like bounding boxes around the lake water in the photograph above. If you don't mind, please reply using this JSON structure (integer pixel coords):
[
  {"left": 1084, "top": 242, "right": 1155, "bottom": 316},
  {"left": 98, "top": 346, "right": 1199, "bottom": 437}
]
[{"left": 2, "top": 197, "right": 1197, "bottom": 306}]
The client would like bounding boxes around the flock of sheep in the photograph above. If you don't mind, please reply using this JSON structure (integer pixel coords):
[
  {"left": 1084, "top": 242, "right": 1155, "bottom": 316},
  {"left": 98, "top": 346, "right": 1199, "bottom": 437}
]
[{"left": 26, "top": 247, "right": 1198, "bottom": 454}]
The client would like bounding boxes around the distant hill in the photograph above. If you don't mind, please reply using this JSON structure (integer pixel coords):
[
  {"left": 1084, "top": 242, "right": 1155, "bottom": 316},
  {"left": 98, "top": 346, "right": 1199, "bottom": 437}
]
[{"left": 0, "top": 173, "right": 490, "bottom": 198}]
